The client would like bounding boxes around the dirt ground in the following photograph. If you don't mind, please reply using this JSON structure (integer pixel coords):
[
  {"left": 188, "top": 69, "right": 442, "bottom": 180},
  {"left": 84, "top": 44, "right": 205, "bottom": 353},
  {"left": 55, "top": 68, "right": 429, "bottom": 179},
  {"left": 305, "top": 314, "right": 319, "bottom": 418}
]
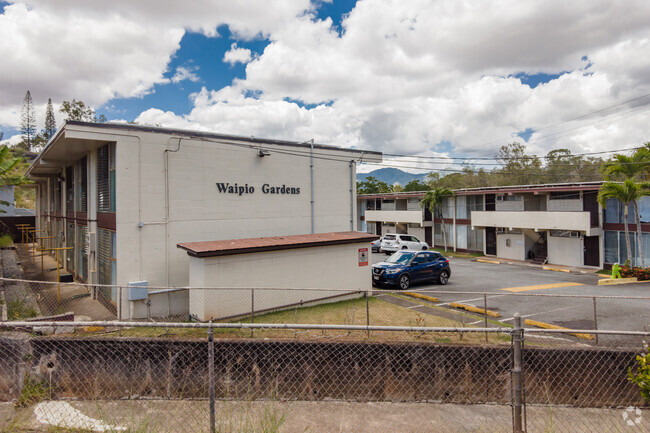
[{"left": 1, "top": 399, "right": 646, "bottom": 433}]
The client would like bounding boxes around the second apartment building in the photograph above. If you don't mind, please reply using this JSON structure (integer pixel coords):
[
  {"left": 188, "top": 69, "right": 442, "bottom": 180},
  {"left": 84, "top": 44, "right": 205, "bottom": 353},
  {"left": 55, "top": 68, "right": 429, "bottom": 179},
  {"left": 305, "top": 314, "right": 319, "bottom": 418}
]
[{"left": 358, "top": 181, "right": 650, "bottom": 269}]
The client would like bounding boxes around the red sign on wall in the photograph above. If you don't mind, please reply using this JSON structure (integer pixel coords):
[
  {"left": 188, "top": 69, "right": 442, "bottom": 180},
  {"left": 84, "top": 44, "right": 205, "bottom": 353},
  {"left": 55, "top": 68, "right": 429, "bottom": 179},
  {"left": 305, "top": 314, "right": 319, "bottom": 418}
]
[{"left": 358, "top": 248, "right": 369, "bottom": 266}]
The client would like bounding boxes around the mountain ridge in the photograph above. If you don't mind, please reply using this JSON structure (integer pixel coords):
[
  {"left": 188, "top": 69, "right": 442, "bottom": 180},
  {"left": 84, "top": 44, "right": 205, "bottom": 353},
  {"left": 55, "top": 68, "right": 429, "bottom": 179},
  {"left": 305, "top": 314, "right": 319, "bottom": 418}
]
[{"left": 356, "top": 168, "right": 427, "bottom": 186}]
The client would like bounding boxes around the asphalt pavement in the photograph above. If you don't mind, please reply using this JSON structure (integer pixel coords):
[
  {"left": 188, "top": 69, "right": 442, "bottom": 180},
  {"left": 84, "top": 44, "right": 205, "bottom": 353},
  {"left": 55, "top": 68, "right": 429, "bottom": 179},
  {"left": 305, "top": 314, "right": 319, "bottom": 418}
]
[{"left": 371, "top": 252, "right": 650, "bottom": 338}]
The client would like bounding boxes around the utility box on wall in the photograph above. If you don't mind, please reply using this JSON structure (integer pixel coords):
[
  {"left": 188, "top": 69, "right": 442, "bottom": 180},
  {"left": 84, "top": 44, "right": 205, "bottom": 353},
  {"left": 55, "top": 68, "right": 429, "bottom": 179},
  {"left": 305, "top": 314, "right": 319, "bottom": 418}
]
[{"left": 128, "top": 281, "right": 148, "bottom": 301}]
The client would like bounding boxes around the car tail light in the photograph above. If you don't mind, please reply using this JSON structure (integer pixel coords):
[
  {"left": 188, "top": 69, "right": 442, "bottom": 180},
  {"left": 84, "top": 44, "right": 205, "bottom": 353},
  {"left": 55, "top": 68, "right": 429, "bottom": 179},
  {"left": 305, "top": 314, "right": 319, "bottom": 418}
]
[{"left": 445, "top": 259, "right": 449, "bottom": 264}]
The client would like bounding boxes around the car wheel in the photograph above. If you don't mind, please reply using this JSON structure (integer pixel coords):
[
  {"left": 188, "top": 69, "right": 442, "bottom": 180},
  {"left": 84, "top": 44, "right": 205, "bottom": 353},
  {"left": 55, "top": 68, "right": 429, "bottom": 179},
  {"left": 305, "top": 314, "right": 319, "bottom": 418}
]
[
  {"left": 421, "top": 246, "right": 428, "bottom": 251},
  {"left": 401, "top": 246, "right": 408, "bottom": 250},
  {"left": 438, "top": 270, "right": 449, "bottom": 285},
  {"left": 398, "top": 274, "right": 411, "bottom": 290},
  {"left": 378, "top": 247, "right": 382, "bottom": 253}
]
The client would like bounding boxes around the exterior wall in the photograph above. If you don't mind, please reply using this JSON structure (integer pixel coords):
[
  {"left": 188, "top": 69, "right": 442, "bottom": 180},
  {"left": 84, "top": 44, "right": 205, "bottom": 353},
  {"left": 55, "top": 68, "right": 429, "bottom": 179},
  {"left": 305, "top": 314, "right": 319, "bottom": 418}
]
[
  {"left": 365, "top": 210, "right": 422, "bottom": 225},
  {"left": 471, "top": 211, "right": 593, "bottom": 233},
  {"left": 547, "top": 235, "right": 583, "bottom": 267},
  {"left": 108, "top": 131, "right": 369, "bottom": 319},
  {"left": 496, "top": 232, "right": 525, "bottom": 260},
  {"left": 187, "top": 243, "right": 370, "bottom": 320}
]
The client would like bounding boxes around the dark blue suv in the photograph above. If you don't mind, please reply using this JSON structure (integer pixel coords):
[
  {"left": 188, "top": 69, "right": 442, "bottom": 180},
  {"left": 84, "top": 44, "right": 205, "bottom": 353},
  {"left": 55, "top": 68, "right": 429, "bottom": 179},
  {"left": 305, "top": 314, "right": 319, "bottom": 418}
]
[{"left": 372, "top": 250, "right": 450, "bottom": 290}]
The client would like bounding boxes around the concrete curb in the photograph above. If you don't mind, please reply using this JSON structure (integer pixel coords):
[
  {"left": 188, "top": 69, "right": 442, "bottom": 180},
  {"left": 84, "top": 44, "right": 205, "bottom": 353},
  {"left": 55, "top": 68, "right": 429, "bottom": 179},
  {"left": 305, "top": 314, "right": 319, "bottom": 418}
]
[
  {"left": 403, "top": 292, "right": 440, "bottom": 303},
  {"left": 597, "top": 277, "right": 639, "bottom": 286},
  {"left": 449, "top": 302, "right": 501, "bottom": 318},
  {"left": 524, "top": 319, "right": 594, "bottom": 340},
  {"left": 542, "top": 266, "right": 571, "bottom": 273},
  {"left": 476, "top": 259, "right": 501, "bottom": 264}
]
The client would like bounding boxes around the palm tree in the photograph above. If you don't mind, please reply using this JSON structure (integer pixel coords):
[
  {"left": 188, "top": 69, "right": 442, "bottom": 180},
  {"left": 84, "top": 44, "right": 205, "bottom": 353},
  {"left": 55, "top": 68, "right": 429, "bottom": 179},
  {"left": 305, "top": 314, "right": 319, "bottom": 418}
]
[
  {"left": 421, "top": 187, "right": 453, "bottom": 252},
  {"left": 602, "top": 151, "right": 650, "bottom": 267},
  {"left": 598, "top": 180, "right": 650, "bottom": 266}
]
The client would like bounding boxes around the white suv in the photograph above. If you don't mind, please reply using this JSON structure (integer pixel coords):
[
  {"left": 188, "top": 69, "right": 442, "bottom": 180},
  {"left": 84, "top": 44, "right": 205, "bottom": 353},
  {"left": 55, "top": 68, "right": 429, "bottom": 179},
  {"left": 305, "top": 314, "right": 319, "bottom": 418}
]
[{"left": 380, "top": 234, "right": 429, "bottom": 254}]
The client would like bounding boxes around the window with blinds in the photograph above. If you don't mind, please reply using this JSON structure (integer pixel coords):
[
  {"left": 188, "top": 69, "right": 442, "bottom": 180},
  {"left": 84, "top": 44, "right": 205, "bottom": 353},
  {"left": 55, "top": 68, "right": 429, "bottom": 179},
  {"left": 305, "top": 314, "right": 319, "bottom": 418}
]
[
  {"left": 77, "top": 157, "right": 88, "bottom": 212},
  {"left": 76, "top": 224, "right": 88, "bottom": 280},
  {"left": 65, "top": 166, "right": 74, "bottom": 212},
  {"left": 97, "top": 143, "right": 116, "bottom": 213},
  {"left": 97, "top": 228, "right": 115, "bottom": 285},
  {"left": 66, "top": 222, "right": 75, "bottom": 272}
]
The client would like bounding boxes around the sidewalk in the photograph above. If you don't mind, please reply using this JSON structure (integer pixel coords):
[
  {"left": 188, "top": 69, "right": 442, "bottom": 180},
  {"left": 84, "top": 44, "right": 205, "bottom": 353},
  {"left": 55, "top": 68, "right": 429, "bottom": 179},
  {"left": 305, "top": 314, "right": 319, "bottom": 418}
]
[{"left": 3, "top": 243, "right": 115, "bottom": 320}]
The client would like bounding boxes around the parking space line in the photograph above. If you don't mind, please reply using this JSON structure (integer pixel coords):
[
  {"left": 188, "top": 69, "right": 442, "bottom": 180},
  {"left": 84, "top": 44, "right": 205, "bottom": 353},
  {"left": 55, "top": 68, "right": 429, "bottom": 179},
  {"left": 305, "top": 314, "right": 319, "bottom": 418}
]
[{"left": 500, "top": 282, "right": 584, "bottom": 293}]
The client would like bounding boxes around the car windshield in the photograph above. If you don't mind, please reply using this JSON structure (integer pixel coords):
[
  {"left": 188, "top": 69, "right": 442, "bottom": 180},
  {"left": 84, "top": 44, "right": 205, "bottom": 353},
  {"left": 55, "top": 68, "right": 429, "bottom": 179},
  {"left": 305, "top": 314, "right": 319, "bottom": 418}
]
[{"left": 385, "top": 251, "right": 415, "bottom": 265}]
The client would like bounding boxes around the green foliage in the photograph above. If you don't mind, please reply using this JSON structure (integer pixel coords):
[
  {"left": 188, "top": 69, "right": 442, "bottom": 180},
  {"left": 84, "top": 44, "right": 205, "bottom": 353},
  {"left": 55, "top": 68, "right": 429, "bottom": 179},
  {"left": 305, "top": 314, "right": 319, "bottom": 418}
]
[
  {"left": 7, "top": 300, "right": 37, "bottom": 320},
  {"left": 628, "top": 345, "right": 650, "bottom": 401},
  {"left": 20, "top": 90, "right": 36, "bottom": 152},
  {"left": 357, "top": 176, "right": 391, "bottom": 194},
  {"left": 44, "top": 98, "right": 57, "bottom": 140},
  {"left": 422, "top": 143, "right": 604, "bottom": 190},
  {"left": 15, "top": 375, "right": 51, "bottom": 408},
  {"left": 59, "top": 99, "right": 106, "bottom": 123},
  {"left": 421, "top": 188, "right": 453, "bottom": 251},
  {"left": 402, "top": 179, "right": 428, "bottom": 191},
  {"left": 0, "top": 234, "right": 13, "bottom": 248}
]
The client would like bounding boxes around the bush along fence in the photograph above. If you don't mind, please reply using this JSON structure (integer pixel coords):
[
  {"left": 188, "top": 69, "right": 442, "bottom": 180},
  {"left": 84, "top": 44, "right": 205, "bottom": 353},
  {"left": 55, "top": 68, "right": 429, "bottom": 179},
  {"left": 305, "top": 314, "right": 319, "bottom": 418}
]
[{"left": 0, "top": 318, "right": 649, "bottom": 433}]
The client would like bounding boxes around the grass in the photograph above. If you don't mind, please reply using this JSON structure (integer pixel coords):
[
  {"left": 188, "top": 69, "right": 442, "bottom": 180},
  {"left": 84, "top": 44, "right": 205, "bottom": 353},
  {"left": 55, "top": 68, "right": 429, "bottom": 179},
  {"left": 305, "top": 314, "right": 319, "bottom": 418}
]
[
  {"left": 0, "top": 234, "right": 13, "bottom": 248},
  {"left": 429, "top": 248, "right": 482, "bottom": 259},
  {"left": 7, "top": 300, "right": 37, "bottom": 320},
  {"left": 75, "top": 296, "right": 512, "bottom": 344}
]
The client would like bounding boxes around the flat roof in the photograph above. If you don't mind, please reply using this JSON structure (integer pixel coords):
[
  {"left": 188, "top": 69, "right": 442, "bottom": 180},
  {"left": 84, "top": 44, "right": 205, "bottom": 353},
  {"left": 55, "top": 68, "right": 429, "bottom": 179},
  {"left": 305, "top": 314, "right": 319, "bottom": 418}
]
[
  {"left": 177, "top": 231, "right": 380, "bottom": 258},
  {"left": 357, "top": 181, "right": 608, "bottom": 200}
]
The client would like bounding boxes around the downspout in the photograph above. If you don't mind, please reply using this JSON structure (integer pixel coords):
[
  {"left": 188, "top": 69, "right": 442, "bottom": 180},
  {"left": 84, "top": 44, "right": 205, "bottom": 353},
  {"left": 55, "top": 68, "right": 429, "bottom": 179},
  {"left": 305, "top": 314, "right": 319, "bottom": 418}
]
[
  {"left": 349, "top": 160, "right": 355, "bottom": 231},
  {"left": 164, "top": 137, "right": 183, "bottom": 287},
  {"left": 310, "top": 139, "right": 315, "bottom": 234}
]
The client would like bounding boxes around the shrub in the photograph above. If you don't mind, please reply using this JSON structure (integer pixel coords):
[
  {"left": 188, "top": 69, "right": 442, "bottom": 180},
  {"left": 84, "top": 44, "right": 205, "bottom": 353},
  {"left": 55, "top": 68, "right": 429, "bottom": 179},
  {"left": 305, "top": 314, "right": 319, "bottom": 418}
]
[
  {"left": 628, "top": 344, "right": 650, "bottom": 402},
  {"left": 619, "top": 265, "right": 650, "bottom": 281}
]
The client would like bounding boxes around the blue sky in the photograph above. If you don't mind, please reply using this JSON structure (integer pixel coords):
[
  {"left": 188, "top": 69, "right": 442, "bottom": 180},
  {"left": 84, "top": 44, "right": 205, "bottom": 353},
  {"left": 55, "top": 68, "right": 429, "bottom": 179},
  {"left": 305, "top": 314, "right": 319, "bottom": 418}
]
[{"left": 1, "top": 0, "right": 650, "bottom": 173}]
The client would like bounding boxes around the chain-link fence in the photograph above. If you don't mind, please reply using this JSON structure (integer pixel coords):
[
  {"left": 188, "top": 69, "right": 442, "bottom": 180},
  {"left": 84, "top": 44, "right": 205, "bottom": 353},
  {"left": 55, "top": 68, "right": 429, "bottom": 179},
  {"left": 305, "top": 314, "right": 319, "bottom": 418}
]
[
  {"left": 2, "top": 277, "right": 648, "bottom": 349},
  {"left": 0, "top": 320, "right": 648, "bottom": 433}
]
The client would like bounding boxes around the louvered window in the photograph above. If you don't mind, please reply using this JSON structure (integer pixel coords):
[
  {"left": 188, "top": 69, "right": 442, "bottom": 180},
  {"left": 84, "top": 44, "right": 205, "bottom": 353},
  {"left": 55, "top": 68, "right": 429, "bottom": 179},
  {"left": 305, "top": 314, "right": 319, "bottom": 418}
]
[
  {"left": 77, "top": 157, "right": 88, "bottom": 212},
  {"left": 76, "top": 224, "right": 88, "bottom": 280},
  {"left": 65, "top": 167, "right": 74, "bottom": 212},
  {"left": 97, "top": 145, "right": 110, "bottom": 212},
  {"left": 66, "top": 222, "right": 75, "bottom": 272},
  {"left": 97, "top": 143, "right": 116, "bottom": 213}
]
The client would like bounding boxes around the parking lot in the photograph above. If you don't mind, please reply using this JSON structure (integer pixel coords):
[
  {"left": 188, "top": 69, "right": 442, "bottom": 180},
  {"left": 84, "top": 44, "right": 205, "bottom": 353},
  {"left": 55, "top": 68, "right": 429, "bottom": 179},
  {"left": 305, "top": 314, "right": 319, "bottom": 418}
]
[{"left": 371, "top": 252, "right": 650, "bottom": 335}]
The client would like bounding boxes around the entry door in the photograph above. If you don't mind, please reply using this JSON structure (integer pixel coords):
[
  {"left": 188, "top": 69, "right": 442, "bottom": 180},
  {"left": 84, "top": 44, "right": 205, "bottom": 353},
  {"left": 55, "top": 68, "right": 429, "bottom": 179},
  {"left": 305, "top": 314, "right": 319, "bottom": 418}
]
[
  {"left": 425, "top": 227, "right": 432, "bottom": 247},
  {"left": 486, "top": 227, "right": 497, "bottom": 255},
  {"left": 376, "top": 222, "right": 382, "bottom": 236},
  {"left": 584, "top": 236, "right": 599, "bottom": 266}
]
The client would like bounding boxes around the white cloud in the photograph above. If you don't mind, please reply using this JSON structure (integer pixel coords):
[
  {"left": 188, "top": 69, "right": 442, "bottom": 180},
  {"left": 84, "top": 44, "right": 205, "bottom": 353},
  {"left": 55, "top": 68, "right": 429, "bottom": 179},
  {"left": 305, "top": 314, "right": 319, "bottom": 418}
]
[
  {"left": 3, "top": 0, "right": 650, "bottom": 164},
  {"left": 171, "top": 66, "right": 201, "bottom": 84},
  {"left": 223, "top": 43, "right": 253, "bottom": 65}
]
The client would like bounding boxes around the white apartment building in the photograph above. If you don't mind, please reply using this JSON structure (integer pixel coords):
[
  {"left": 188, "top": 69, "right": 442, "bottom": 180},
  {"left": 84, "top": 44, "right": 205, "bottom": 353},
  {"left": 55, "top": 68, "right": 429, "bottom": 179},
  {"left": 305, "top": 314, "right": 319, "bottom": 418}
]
[
  {"left": 359, "top": 182, "right": 650, "bottom": 269},
  {"left": 28, "top": 121, "right": 382, "bottom": 318}
]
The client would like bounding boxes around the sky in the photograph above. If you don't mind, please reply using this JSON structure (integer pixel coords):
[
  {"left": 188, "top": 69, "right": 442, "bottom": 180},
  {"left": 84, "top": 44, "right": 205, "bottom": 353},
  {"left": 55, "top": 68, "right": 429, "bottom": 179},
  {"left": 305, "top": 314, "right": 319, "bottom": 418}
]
[{"left": 1, "top": 0, "right": 650, "bottom": 174}]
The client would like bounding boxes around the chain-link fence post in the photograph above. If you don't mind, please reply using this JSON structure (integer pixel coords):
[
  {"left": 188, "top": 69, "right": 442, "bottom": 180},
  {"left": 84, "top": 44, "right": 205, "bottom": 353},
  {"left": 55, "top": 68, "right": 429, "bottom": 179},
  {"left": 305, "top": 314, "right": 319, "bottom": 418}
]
[
  {"left": 366, "top": 290, "right": 370, "bottom": 338},
  {"left": 593, "top": 296, "right": 598, "bottom": 345},
  {"left": 512, "top": 313, "right": 524, "bottom": 433},
  {"left": 484, "top": 293, "right": 488, "bottom": 343},
  {"left": 251, "top": 289, "right": 255, "bottom": 337},
  {"left": 208, "top": 323, "right": 215, "bottom": 433}
]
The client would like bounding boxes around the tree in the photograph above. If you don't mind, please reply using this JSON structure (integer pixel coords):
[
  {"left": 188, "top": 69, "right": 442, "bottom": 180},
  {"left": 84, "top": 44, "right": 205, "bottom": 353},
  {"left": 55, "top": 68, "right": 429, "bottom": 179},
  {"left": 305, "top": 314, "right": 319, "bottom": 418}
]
[
  {"left": 357, "top": 176, "right": 391, "bottom": 194},
  {"left": 44, "top": 98, "right": 57, "bottom": 140},
  {"left": 420, "top": 187, "right": 454, "bottom": 251},
  {"left": 598, "top": 180, "right": 650, "bottom": 266},
  {"left": 495, "top": 142, "right": 542, "bottom": 186},
  {"left": 59, "top": 99, "right": 106, "bottom": 123},
  {"left": 602, "top": 151, "right": 650, "bottom": 267},
  {"left": 0, "top": 145, "right": 32, "bottom": 212},
  {"left": 403, "top": 179, "right": 429, "bottom": 192},
  {"left": 20, "top": 91, "right": 36, "bottom": 152}
]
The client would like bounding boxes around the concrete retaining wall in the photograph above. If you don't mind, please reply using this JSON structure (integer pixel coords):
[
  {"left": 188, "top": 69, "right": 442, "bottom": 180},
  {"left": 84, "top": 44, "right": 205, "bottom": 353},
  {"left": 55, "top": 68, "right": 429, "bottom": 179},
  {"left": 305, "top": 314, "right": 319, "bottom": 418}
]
[{"left": 0, "top": 335, "right": 643, "bottom": 407}]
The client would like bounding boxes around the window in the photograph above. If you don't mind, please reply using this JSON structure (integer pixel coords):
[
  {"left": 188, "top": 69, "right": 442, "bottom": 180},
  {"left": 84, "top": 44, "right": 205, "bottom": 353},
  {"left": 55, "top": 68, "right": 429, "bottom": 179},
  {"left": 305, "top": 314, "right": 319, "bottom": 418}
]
[
  {"left": 75, "top": 157, "right": 88, "bottom": 212},
  {"left": 396, "top": 199, "right": 407, "bottom": 210},
  {"left": 65, "top": 166, "right": 74, "bottom": 213},
  {"left": 97, "top": 143, "right": 116, "bottom": 212},
  {"left": 98, "top": 228, "right": 117, "bottom": 303},
  {"left": 550, "top": 230, "right": 581, "bottom": 238},
  {"left": 549, "top": 191, "right": 580, "bottom": 200},
  {"left": 76, "top": 224, "right": 88, "bottom": 281}
]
